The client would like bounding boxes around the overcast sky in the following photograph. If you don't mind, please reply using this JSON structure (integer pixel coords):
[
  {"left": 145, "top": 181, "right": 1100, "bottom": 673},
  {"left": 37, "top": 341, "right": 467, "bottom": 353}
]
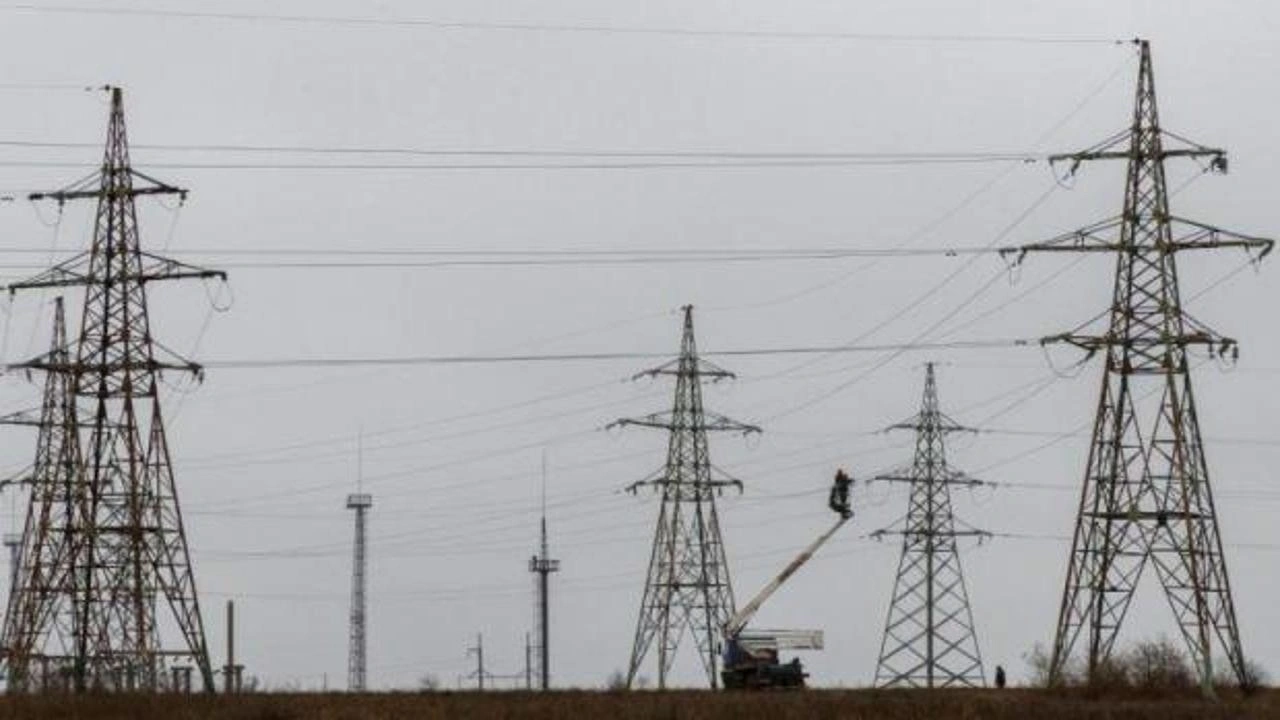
[{"left": 0, "top": 0, "right": 1277, "bottom": 691}]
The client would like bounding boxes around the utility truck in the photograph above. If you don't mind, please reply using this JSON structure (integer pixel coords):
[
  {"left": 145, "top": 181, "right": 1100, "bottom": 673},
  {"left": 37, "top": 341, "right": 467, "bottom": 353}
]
[{"left": 720, "top": 470, "right": 854, "bottom": 690}]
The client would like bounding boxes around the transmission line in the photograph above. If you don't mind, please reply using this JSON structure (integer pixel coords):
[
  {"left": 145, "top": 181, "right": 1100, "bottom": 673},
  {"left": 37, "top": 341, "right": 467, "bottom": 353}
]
[
  {"left": 0, "top": 138, "right": 1047, "bottom": 162},
  {"left": 0, "top": 5, "right": 1125, "bottom": 45},
  {"left": 161, "top": 338, "right": 1032, "bottom": 370}
]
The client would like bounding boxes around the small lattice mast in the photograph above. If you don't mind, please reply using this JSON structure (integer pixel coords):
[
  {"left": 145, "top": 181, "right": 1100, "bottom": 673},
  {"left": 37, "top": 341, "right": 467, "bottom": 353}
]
[
  {"left": 346, "top": 434, "right": 372, "bottom": 692},
  {"left": 1003, "top": 40, "right": 1272, "bottom": 691},
  {"left": 345, "top": 492, "right": 372, "bottom": 691},
  {"left": 1, "top": 88, "right": 224, "bottom": 692},
  {"left": 612, "top": 305, "right": 759, "bottom": 689},
  {"left": 873, "top": 363, "right": 987, "bottom": 688}
]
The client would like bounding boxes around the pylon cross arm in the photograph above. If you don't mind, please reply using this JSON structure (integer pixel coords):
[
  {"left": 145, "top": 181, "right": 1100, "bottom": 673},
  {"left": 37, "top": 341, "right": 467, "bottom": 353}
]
[
  {"left": 5, "top": 251, "right": 224, "bottom": 293},
  {"left": 1166, "top": 216, "right": 1274, "bottom": 257},
  {"left": 611, "top": 412, "right": 759, "bottom": 435},
  {"left": 630, "top": 357, "right": 736, "bottom": 382},
  {"left": 1003, "top": 216, "right": 1273, "bottom": 265},
  {"left": 1048, "top": 147, "right": 1225, "bottom": 164},
  {"left": 1040, "top": 331, "right": 1239, "bottom": 355},
  {"left": 29, "top": 168, "right": 186, "bottom": 204},
  {"left": 11, "top": 359, "right": 203, "bottom": 377}
]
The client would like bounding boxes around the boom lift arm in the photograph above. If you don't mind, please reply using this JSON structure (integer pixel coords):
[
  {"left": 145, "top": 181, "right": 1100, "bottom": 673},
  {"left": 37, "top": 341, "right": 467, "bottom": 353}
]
[{"left": 722, "top": 470, "right": 854, "bottom": 639}]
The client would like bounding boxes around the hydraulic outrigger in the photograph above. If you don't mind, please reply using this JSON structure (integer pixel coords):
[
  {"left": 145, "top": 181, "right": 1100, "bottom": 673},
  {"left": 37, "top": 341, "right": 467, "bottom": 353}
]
[{"left": 720, "top": 470, "right": 854, "bottom": 689}]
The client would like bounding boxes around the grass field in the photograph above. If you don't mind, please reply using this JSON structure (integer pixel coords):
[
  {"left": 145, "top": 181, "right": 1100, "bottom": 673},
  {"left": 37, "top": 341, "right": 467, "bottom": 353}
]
[{"left": 0, "top": 688, "right": 1276, "bottom": 720}]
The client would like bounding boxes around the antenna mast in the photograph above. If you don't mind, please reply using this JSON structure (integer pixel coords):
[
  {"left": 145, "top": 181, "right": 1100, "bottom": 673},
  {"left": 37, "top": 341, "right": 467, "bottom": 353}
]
[{"left": 529, "top": 451, "right": 560, "bottom": 690}]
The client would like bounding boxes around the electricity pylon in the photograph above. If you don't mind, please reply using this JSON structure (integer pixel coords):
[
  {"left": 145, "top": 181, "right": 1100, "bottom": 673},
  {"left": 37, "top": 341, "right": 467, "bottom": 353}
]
[
  {"left": 0, "top": 298, "right": 79, "bottom": 692},
  {"left": 1, "top": 87, "right": 225, "bottom": 692},
  {"left": 1003, "top": 40, "right": 1272, "bottom": 691},
  {"left": 611, "top": 305, "right": 759, "bottom": 689},
  {"left": 872, "top": 363, "right": 987, "bottom": 688}
]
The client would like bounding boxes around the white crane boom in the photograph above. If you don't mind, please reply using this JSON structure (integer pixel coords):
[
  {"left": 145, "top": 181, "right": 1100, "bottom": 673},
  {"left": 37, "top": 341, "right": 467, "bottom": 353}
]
[{"left": 722, "top": 515, "right": 848, "bottom": 640}]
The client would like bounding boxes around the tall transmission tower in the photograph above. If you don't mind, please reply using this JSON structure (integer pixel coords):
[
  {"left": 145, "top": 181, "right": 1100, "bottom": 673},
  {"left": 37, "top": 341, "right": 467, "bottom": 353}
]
[
  {"left": 528, "top": 454, "right": 559, "bottom": 690},
  {"left": 346, "top": 437, "right": 372, "bottom": 692},
  {"left": 872, "top": 363, "right": 987, "bottom": 688},
  {"left": 611, "top": 305, "right": 759, "bottom": 689},
  {"left": 1, "top": 88, "right": 224, "bottom": 693},
  {"left": 1003, "top": 40, "right": 1273, "bottom": 691},
  {"left": 1, "top": 298, "right": 76, "bottom": 692}
]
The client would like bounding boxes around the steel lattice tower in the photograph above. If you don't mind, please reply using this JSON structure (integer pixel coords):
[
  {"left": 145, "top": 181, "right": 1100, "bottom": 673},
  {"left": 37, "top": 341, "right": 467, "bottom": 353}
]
[
  {"left": 1, "top": 88, "right": 225, "bottom": 692},
  {"left": 872, "top": 363, "right": 986, "bottom": 688},
  {"left": 1004, "top": 40, "right": 1272, "bottom": 691},
  {"left": 612, "top": 305, "right": 758, "bottom": 689},
  {"left": 346, "top": 491, "right": 372, "bottom": 691},
  {"left": 1, "top": 298, "right": 79, "bottom": 691}
]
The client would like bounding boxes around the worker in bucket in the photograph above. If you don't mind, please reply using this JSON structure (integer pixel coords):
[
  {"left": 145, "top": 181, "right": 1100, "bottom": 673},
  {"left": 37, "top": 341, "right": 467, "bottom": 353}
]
[{"left": 829, "top": 469, "right": 853, "bottom": 519}]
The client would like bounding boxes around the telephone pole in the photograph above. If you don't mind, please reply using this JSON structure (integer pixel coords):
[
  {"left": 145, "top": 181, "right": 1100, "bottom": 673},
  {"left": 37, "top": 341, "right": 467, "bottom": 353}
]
[
  {"left": 528, "top": 453, "right": 559, "bottom": 690},
  {"left": 1003, "top": 40, "right": 1271, "bottom": 691},
  {"left": 466, "top": 633, "right": 486, "bottom": 690},
  {"left": 872, "top": 363, "right": 987, "bottom": 688},
  {"left": 611, "top": 305, "right": 759, "bottom": 689},
  {"left": 1, "top": 88, "right": 224, "bottom": 692}
]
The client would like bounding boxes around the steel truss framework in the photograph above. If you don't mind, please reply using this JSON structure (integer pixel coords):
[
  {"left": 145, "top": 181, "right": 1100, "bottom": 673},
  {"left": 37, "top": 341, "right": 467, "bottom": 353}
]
[
  {"left": 1004, "top": 40, "right": 1273, "bottom": 691},
  {"left": 873, "top": 363, "right": 986, "bottom": 688},
  {"left": 0, "top": 87, "right": 224, "bottom": 692},
  {"left": 613, "top": 306, "right": 759, "bottom": 689},
  {"left": 346, "top": 493, "right": 372, "bottom": 691}
]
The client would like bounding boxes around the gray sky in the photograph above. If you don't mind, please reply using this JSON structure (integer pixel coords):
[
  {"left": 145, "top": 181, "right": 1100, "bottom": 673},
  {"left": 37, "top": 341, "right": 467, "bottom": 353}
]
[{"left": 0, "top": 0, "right": 1277, "bottom": 690}]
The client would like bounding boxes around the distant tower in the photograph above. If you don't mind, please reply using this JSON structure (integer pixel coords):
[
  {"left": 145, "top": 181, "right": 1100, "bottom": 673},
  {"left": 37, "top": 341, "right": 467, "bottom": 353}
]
[
  {"left": 528, "top": 454, "right": 560, "bottom": 690},
  {"left": 1004, "top": 40, "right": 1270, "bottom": 691},
  {"left": 612, "top": 305, "right": 759, "bottom": 689},
  {"left": 346, "top": 436, "right": 372, "bottom": 693},
  {"left": 0, "top": 299, "right": 75, "bottom": 692},
  {"left": 873, "top": 363, "right": 987, "bottom": 688},
  {"left": 346, "top": 491, "right": 372, "bottom": 691}
]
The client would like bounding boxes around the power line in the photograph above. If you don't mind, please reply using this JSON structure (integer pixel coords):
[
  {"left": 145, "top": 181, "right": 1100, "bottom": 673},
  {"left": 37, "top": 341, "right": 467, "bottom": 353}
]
[
  {"left": 0, "top": 246, "right": 1003, "bottom": 258},
  {"left": 0, "top": 246, "right": 1007, "bottom": 272},
  {"left": 0, "top": 5, "right": 1124, "bottom": 45},
  {"left": 0, "top": 139, "right": 1049, "bottom": 162},
  {"left": 0, "top": 158, "right": 1039, "bottom": 172},
  {"left": 0, "top": 82, "right": 93, "bottom": 91},
  {"left": 178, "top": 338, "right": 1031, "bottom": 370}
]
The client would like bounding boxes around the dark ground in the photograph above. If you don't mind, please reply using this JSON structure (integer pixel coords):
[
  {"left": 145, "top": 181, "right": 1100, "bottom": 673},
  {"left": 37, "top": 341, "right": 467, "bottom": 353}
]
[{"left": 0, "top": 688, "right": 1276, "bottom": 720}]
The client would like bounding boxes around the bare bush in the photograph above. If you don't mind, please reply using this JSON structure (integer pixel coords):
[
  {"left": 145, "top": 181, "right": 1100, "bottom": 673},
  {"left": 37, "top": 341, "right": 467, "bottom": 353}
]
[
  {"left": 1123, "top": 636, "right": 1193, "bottom": 690},
  {"left": 417, "top": 674, "right": 441, "bottom": 692},
  {"left": 1021, "top": 642, "right": 1081, "bottom": 688},
  {"left": 604, "top": 670, "right": 628, "bottom": 691},
  {"left": 1212, "top": 655, "right": 1269, "bottom": 694},
  {"left": 1023, "top": 637, "right": 1211, "bottom": 692}
]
